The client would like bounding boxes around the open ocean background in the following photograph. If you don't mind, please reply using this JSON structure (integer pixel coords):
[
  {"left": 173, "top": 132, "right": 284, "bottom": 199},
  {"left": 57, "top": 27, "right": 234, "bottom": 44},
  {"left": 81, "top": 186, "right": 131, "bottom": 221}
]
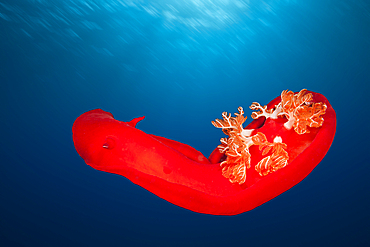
[{"left": 1, "top": 0, "right": 369, "bottom": 246}]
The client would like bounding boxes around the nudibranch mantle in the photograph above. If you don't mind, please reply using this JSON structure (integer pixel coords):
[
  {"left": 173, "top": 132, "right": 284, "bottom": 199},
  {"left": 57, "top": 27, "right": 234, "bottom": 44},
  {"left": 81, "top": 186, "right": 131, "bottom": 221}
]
[{"left": 73, "top": 89, "right": 336, "bottom": 215}]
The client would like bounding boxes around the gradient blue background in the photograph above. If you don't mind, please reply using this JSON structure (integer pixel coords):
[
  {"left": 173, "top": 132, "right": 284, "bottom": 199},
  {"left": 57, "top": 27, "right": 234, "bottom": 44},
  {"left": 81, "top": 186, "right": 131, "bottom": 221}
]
[{"left": 1, "top": 0, "right": 369, "bottom": 246}]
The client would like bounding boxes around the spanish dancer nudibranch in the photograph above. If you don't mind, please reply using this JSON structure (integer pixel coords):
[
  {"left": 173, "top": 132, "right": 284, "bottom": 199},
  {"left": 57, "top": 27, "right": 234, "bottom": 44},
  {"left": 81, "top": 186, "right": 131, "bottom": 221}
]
[{"left": 73, "top": 89, "right": 336, "bottom": 215}]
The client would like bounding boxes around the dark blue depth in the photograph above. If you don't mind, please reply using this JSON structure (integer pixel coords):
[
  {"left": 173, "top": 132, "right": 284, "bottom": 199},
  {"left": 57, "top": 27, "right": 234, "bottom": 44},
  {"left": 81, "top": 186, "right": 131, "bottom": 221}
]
[{"left": 1, "top": 0, "right": 369, "bottom": 246}]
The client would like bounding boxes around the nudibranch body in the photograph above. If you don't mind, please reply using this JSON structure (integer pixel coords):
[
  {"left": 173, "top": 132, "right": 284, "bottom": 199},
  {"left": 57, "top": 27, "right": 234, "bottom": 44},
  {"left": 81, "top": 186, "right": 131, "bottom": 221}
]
[
  {"left": 73, "top": 89, "right": 336, "bottom": 215},
  {"left": 212, "top": 89, "right": 327, "bottom": 186}
]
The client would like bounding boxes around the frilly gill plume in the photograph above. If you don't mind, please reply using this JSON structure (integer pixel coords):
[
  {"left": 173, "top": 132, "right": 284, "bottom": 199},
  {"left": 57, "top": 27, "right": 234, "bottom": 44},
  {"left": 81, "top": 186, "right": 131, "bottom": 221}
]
[{"left": 212, "top": 89, "right": 326, "bottom": 185}]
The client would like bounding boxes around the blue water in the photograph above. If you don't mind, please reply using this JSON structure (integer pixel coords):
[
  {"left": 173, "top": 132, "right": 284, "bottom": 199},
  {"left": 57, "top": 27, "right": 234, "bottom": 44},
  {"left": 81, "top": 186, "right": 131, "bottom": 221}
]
[{"left": 1, "top": 0, "right": 369, "bottom": 246}]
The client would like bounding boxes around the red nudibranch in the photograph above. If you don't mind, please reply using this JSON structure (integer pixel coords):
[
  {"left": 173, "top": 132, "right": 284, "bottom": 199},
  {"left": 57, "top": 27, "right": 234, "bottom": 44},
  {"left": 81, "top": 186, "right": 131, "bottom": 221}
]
[{"left": 72, "top": 89, "right": 336, "bottom": 215}]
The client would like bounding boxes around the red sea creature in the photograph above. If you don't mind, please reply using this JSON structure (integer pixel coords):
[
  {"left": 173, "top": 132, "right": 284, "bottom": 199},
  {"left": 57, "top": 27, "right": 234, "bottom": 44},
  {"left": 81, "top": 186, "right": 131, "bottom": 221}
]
[{"left": 72, "top": 89, "right": 336, "bottom": 215}]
